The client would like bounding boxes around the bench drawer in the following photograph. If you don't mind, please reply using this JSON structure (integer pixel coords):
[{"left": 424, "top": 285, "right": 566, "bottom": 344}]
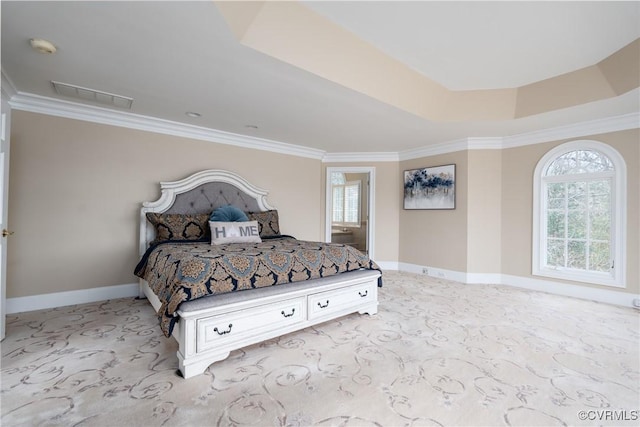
[
  {"left": 196, "top": 297, "right": 304, "bottom": 353},
  {"left": 308, "top": 281, "right": 375, "bottom": 320}
]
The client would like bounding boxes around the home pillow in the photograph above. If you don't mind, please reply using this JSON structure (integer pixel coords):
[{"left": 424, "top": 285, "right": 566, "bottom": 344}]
[
  {"left": 246, "top": 210, "right": 280, "bottom": 237},
  {"left": 209, "top": 220, "right": 262, "bottom": 245},
  {"left": 146, "top": 212, "right": 210, "bottom": 245},
  {"left": 210, "top": 205, "right": 249, "bottom": 222}
]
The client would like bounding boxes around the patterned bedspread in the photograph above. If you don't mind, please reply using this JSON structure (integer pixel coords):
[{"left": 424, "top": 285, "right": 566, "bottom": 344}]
[{"left": 134, "top": 236, "right": 381, "bottom": 337}]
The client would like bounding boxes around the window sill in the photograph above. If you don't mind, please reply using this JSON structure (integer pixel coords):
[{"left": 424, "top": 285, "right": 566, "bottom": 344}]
[{"left": 533, "top": 267, "right": 625, "bottom": 288}]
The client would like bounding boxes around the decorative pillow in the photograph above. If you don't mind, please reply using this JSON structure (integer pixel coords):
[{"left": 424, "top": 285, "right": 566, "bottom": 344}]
[
  {"left": 246, "top": 210, "right": 280, "bottom": 237},
  {"left": 210, "top": 205, "right": 249, "bottom": 222},
  {"left": 209, "top": 220, "right": 262, "bottom": 245},
  {"left": 146, "top": 213, "right": 210, "bottom": 245}
]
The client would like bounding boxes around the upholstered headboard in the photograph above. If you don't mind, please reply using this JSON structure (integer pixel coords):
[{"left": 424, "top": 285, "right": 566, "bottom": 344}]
[{"left": 139, "top": 170, "right": 275, "bottom": 256}]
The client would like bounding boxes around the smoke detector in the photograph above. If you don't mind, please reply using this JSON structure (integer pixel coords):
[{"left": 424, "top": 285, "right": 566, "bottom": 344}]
[{"left": 29, "top": 38, "right": 57, "bottom": 54}]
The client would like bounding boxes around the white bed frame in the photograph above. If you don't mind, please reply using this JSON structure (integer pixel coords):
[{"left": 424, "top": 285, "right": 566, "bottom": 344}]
[{"left": 139, "top": 170, "right": 380, "bottom": 378}]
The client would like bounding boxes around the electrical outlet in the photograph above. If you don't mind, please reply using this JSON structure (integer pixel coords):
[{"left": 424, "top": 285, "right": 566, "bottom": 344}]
[
  {"left": 633, "top": 298, "right": 640, "bottom": 308},
  {"left": 422, "top": 268, "right": 429, "bottom": 275}
]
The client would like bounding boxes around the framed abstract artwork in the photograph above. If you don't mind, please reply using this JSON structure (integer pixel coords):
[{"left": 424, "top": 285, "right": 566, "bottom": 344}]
[{"left": 403, "top": 164, "right": 456, "bottom": 210}]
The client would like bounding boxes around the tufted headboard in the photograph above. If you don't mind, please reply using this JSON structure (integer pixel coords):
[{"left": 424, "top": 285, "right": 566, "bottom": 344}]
[
  {"left": 164, "top": 182, "right": 261, "bottom": 214},
  {"left": 139, "top": 170, "right": 275, "bottom": 256}
]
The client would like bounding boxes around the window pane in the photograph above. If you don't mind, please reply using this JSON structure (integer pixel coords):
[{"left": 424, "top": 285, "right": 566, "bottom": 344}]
[
  {"left": 332, "top": 181, "right": 360, "bottom": 225},
  {"left": 332, "top": 186, "right": 343, "bottom": 222},
  {"left": 547, "top": 151, "right": 577, "bottom": 175},
  {"left": 567, "top": 240, "right": 586, "bottom": 269},
  {"left": 547, "top": 183, "right": 565, "bottom": 209},
  {"left": 331, "top": 173, "right": 346, "bottom": 185},
  {"left": 344, "top": 183, "right": 359, "bottom": 223},
  {"left": 589, "top": 241, "right": 610, "bottom": 272},
  {"left": 567, "top": 182, "right": 586, "bottom": 209},
  {"left": 567, "top": 211, "right": 586, "bottom": 239},
  {"left": 546, "top": 150, "right": 613, "bottom": 175},
  {"left": 577, "top": 150, "right": 613, "bottom": 173},
  {"left": 590, "top": 210, "right": 610, "bottom": 240},
  {"left": 547, "top": 210, "right": 565, "bottom": 238},
  {"left": 589, "top": 180, "right": 610, "bottom": 210},
  {"left": 547, "top": 239, "right": 565, "bottom": 267}
]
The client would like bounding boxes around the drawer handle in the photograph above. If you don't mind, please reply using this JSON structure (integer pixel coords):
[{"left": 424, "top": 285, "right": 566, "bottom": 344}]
[
  {"left": 358, "top": 290, "right": 368, "bottom": 298},
  {"left": 281, "top": 308, "right": 296, "bottom": 318},
  {"left": 213, "top": 324, "right": 233, "bottom": 335},
  {"left": 317, "top": 300, "right": 330, "bottom": 309}
]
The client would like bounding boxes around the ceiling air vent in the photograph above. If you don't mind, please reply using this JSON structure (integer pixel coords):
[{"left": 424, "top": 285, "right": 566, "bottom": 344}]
[{"left": 51, "top": 81, "right": 133, "bottom": 109}]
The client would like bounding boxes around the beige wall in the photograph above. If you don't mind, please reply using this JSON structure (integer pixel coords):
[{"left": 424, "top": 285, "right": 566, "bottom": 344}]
[
  {"left": 501, "top": 129, "right": 640, "bottom": 294},
  {"left": 8, "top": 111, "right": 322, "bottom": 298},
  {"left": 7, "top": 110, "right": 638, "bottom": 300},
  {"left": 399, "top": 152, "right": 468, "bottom": 271},
  {"left": 399, "top": 130, "right": 638, "bottom": 295},
  {"left": 323, "top": 162, "right": 400, "bottom": 264},
  {"left": 466, "top": 150, "right": 502, "bottom": 274}
]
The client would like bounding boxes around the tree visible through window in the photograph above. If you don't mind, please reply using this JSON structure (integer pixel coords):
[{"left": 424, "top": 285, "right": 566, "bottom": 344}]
[
  {"left": 545, "top": 150, "right": 612, "bottom": 271},
  {"left": 533, "top": 141, "right": 626, "bottom": 287}
]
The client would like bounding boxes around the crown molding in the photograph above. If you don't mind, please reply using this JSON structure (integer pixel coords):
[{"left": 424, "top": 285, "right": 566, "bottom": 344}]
[
  {"left": 502, "top": 112, "right": 640, "bottom": 149},
  {"left": 398, "top": 113, "right": 639, "bottom": 161},
  {"left": 5, "top": 90, "right": 638, "bottom": 163},
  {"left": 399, "top": 138, "right": 471, "bottom": 161},
  {"left": 1, "top": 69, "right": 18, "bottom": 99},
  {"left": 8, "top": 92, "right": 326, "bottom": 160},
  {"left": 322, "top": 151, "right": 399, "bottom": 163},
  {"left": 400, "top": 136, "right": 505, "bottom": 161},
  {"left": 467, "top": 137, "right": 504, "bottom": 149}
]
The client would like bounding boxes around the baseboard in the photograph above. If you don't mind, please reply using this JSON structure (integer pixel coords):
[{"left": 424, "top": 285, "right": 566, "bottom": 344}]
[
  {"left": 6, "top": 283, "right": 139, "bottom": 314},
  {"left": 376, "top": 261, "right": 399, "bottom": 271},
  {"left": 7, "top": 265, "right": 638, "bottom": 314},
  {"left": 6, "top": 263, "right": 402, "bottom": 313},
  {"left": 398, "top": 262, "right": 468, "bottom": 283},
  {"left": 500, "top": 274, "right": 639, "bottom": 308},
  {"left": 465, "top": 272, "right": 503, "bottom": 284},
  {"left": 397, "top": 262, "right": 639, "bottom": 308}
]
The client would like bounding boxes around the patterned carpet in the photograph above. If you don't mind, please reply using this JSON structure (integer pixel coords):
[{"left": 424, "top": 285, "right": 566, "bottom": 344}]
[{"left": 1, "top": 271, "right": 638, "bottom": 426}]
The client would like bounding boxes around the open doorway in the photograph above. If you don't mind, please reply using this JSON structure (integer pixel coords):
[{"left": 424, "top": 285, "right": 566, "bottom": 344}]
[{"left": 325, "top": 167, "right": 375, "bottom": 259}]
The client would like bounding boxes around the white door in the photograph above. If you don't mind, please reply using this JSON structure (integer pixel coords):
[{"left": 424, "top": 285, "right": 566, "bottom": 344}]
[{"left": 0, "top": 96, "right": 11, "bottom": 340}]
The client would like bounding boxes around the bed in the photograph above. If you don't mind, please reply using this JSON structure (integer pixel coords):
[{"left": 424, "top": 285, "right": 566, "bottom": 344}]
[{"left": 135, "top": 169, "right": 382, "bottom": 378}]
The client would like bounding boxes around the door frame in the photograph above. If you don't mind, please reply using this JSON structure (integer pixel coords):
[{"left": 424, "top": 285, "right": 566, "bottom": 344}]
[
  {"left": 0, "top": 92, "right": 11, "bottom": 341},
  {"left": 325, "top": 166, "right": 375, "bottom": 260}
]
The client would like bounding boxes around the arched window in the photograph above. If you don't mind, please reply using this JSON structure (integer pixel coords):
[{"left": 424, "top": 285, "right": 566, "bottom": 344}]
[{"left": 532, "top": 141, "right": 626, "bottom": 287}]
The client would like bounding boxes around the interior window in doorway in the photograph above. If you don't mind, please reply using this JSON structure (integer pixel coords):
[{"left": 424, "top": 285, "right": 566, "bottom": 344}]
[{"left": 331, "top": 173, "right": 360, "bottom": 227}]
